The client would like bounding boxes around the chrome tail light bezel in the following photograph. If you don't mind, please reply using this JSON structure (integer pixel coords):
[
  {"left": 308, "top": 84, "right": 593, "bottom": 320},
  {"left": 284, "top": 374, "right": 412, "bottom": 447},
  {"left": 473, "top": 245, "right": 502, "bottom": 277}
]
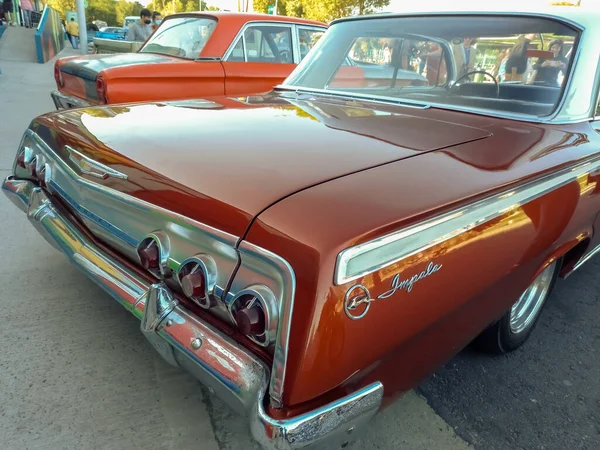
[
  {"left": 177, "top": 254, "right": 219, "bottom": 309},
  {"left": 229, "top": 285, "right": 278, "bottom": 348}
]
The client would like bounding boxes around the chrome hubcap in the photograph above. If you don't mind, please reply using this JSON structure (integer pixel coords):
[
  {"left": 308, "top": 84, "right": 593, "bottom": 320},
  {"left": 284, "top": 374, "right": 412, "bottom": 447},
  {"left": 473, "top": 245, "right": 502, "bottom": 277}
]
[{"left": 510, "top": 262, "right": 556, "bottom": 335}]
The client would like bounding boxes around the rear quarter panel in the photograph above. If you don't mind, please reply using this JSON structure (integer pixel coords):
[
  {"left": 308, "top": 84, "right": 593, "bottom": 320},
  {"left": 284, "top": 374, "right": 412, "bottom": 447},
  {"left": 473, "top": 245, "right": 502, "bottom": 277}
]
[{"left": 244, "top": 119, "right": 600, "bottom": 410}]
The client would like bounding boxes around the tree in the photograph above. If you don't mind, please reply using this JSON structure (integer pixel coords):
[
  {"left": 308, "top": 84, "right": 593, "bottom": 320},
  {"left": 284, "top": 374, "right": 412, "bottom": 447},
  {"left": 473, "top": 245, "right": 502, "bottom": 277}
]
[
  {"left": 252, "top": 0, "right": 390, "bottom": 21},
  {"left": 46, "top": 0, "right": 76, "bottom": 16},
  {"left": 252, "top": 0, "right": 286, "bottom": 15},
  {"left": 87, "top": 0, "right": 118, "bottom": 25},
  {"left": 116, "top": 0, "right": 144, "bottom": 25}
]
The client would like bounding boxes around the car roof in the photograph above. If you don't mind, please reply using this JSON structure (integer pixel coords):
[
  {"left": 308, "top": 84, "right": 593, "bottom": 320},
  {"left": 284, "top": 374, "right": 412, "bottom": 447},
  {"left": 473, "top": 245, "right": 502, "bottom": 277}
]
[
  {"left": 171, "top": 11, "right": 327, "bottom": 28},
  {"left": 332, "top": 6, "right": 598, "bottom": 31}
]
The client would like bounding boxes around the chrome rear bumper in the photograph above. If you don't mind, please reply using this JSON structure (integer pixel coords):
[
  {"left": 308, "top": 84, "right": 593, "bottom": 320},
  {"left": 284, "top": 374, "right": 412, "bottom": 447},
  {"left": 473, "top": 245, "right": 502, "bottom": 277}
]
[
  {"left": 51, "top": 90, "right": 92, "bottom": 110},
  {"left": 2, "top": 176, "right": 383, "bottom": 450}
]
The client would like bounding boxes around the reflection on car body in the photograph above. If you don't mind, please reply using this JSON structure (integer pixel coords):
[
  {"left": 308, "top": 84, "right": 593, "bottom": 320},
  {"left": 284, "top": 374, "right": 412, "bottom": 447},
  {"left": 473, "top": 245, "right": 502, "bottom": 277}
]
[
  {"left": 51, "top": 12, "right": 327, "bottom": 110},
  {"left": 5, "top": 6, "right": 600, "bottom": 450}
]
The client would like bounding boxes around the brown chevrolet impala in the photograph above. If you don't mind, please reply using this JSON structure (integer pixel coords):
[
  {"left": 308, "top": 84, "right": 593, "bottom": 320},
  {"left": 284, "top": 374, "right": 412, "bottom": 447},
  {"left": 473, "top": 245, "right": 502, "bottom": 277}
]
[{"left": 4, "top": 7, "right": 600, "bottom": 449}]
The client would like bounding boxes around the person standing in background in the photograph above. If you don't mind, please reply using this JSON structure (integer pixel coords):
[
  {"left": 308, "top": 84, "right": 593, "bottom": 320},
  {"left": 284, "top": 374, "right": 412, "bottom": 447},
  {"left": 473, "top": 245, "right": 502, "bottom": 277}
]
[
  {"left": 128, "top": 9, "right": 152, "bottom": 42},
  {"left": 20, "top": 0, "right": 33, "bottom": 28},
  {"left": 2, "top": 0, "right": 15, "bottom": 26},
  {"left": 151, "top": 11, "right": 162, "bottom": 33},
  {"left": 66, "top": 17, "right": 79, "bottom": 49}
]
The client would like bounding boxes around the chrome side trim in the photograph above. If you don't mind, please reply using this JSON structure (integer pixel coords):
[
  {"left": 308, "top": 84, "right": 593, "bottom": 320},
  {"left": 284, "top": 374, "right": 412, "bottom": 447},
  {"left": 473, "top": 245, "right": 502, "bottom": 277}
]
[
  {"left": 232, "top": 241, "right": 297, "bottom": 409},
  {"left": 566, "top": 243, "right": 600, "bottom": 277},
  {"left": 335, "top": 155, "right": 600, "bottom": 286},
  {"left": 65, "top": 145, "right": 128, "bottom": 180},
  {"left": 2, "top": 176, "right": 383, "bottom": 450}
]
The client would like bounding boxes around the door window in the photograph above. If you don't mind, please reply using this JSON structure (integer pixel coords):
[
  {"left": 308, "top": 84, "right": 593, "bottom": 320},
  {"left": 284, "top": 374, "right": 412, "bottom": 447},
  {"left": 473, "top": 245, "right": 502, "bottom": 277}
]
[
  {"left": 226, "top": 25, "right": 293, "bottom": 64},
  {"left": 298, "top": 28, "right": 325, "bottom": 60}
]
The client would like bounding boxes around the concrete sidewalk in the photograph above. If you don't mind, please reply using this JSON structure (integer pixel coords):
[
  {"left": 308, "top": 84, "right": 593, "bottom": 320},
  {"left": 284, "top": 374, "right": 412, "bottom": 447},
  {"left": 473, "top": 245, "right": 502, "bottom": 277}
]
[{"left": 0, "top": 26, "right": 472, "bottom": 450}]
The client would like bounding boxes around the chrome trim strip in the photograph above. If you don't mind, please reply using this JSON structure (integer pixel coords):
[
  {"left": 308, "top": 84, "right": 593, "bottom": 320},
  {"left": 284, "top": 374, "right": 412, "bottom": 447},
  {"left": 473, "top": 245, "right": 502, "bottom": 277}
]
[
  {"left": 567, "top": 243, "right": 600, "bottom": 277},
  {"left": 234, "top": 241, "right": 297, "bottom": 409},
  {"left": 2, "top": 176, "right": 383, "bottom": 450},
  {"left": 335, "top": 155, "right": 600, "bottom": 286},
  {"left": 65, "top": 145, "right": 128, "bottom": 180},
  {"left": 48, "top": 179, "right": 138, "bottom": 247},
  {"left": 50, "top": 90, "right": 92, "bottom": 110}
]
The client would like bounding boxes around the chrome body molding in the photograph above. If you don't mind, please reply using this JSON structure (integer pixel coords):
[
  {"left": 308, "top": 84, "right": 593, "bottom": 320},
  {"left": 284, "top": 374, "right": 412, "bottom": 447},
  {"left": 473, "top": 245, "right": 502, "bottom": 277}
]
[
  {"left": 335, "top": 155, "right": 600, "bottom": 286},
  {"left": 230, "top": 241, "right": 297, "bottom": 409},
  {"left": 65, "top": 145, "right": 128, "bottom": 180},
  {"left": 566, "top": 242, "right": 600, "bottom": 278},
  {"left": 50, "top": 89, "right": 92, "bottom": 110},
  {"left": 20, "top": 130, "right": 240, "bottom": 325},
  {"left": 1, "top": 176, "right": 383, "bottom": 450}
]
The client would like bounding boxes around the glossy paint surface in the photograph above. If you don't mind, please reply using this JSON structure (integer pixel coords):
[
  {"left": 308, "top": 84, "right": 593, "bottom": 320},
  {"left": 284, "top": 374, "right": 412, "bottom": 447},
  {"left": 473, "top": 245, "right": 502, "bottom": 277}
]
[
  {"left": 243, "top": 109, "right": 600, "bottom": 407},
  {"left": 55, "top": 13, "right": 326, "bottom": 105},
  {"left": 31, "top": 94, "right": 491, "bottom": 237}
]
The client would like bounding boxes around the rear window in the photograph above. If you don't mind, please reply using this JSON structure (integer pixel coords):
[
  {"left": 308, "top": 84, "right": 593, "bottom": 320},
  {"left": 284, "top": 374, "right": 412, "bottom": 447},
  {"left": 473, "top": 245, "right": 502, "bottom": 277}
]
[
  {"left": 284, "top": 15, "right": 580, "bottom": 118},
  {"left": 140, "top": 17, "right": 217, "bottom": 60}
]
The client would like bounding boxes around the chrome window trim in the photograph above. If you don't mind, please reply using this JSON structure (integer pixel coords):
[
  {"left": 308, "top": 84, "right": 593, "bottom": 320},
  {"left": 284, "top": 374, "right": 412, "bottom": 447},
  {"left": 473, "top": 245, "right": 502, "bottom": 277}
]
[
  {"left": 295, "top": 25, "right": 327, "bottom": 63},
  {"left": 223, "top": 20, "right": 327, "bottom": 63},
  {"left": 334, "top": 154, "right": 600, "bottom": 286}
]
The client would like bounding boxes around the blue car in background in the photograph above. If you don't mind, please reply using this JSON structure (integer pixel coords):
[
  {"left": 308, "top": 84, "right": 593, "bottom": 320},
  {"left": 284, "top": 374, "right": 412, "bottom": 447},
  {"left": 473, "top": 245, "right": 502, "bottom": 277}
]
[{"left": 95, "top": 27, "right": 128, "bottom": 40}]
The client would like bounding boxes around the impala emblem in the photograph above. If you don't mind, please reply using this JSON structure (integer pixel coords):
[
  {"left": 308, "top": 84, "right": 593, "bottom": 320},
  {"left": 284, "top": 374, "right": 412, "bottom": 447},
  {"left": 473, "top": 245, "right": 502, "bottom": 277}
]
[
  {"left": 344, "top": 262, "right": 443, "bottom": 320},
  {"left": 65, "top": 145, "right": 128, "bottom": 180},
  {"left": 378, "top": 262, "right": 443, "bottom": 299}
]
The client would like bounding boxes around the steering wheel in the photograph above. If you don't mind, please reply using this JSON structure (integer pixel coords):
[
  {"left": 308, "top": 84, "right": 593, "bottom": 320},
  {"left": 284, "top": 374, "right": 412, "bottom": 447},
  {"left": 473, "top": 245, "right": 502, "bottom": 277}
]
[
  {"left": 448, "top": 70, "right": 500, "bottom": 98},
  {"left": 279, "top": 49, "right": 292, "bottom": 63}
]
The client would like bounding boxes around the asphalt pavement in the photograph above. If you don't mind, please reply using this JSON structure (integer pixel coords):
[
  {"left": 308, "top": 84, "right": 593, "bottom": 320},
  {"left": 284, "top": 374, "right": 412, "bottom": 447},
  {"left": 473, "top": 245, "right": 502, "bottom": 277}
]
[{"left": 1, "top": 25, "right": 598, "bottom": 450}]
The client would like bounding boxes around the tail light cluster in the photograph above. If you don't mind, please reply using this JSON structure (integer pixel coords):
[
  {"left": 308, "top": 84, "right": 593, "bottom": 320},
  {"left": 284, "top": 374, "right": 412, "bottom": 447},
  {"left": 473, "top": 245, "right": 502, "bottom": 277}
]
[
  {"left": 136, "top": 235, "right": 276, "bottom": 346},
  {"left": 16, "top": 145, "right": 50, "bottom": 188},
  {"left": 96, "top": 76, "right": 108, "bottom": 104},
  {"left": 54, "top": 62, "right": 64, "bottom": 87}
]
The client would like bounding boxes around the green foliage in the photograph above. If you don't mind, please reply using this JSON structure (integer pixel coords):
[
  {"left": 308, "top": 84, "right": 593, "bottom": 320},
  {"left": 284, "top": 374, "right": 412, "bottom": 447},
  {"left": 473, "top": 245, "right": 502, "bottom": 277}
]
[
  {"left": 116, "top": 0, "right": 144, "bottom": 25},
  {"left": 46, "top": 0, "right": 76, "bottom": 16},
  {"left": 87, "top": 0, "right": 118, "bottom": 25},
  {"left": 251, "top": 0, "right": 389, "bottom": 22}
]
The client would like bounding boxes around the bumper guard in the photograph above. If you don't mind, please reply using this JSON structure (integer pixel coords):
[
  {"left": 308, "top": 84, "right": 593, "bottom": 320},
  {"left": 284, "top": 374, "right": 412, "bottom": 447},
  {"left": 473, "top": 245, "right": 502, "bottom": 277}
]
[{"left": 2, "top": 176, "right": 383, "bottom": 450}]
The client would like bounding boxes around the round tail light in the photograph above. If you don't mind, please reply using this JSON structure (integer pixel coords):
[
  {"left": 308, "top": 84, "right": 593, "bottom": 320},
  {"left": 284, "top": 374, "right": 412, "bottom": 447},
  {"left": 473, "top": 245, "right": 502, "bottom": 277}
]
[
  {"left": 96, "top": 76, "right": 107, "bottom": 104},
  {"left": 138, "top": 243, "right": 159, "bottom": 270},
  {"left": 27, "top": 155, "right": 38, "bottom": 177},
  {"left": 233, "top": 294, "right": 267, "bottom": 337},
  {"left": 181, "top": 271, "right": 206, "bottom": 298},
  {"left": 177, "top": 259, "right": 216, "bottom": 309},
  {"left": 54, "top": 63, "right": 63, "bottom": 87}
]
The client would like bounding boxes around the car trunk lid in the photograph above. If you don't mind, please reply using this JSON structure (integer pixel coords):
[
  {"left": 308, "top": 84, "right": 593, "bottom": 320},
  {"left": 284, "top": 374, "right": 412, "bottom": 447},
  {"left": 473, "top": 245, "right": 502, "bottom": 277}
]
[{"left": 31, "top": 94, "right": 492, "bottom": 238}]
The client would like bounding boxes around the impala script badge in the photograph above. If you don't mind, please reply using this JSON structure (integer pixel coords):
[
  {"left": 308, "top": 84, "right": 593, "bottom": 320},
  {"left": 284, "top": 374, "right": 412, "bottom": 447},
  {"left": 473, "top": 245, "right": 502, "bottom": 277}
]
[
  {"left": 377, "top": 262, "right": 443, "bottom": 299},
  {"left": 344, "top": 262, "right": 443, "bottom": 320}
]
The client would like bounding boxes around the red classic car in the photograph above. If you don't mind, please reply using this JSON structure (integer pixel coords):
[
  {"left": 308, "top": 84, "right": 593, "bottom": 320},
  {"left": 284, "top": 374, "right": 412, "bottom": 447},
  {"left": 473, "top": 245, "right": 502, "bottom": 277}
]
[
  {"left": 4, "top": 7, "right": 600, "bottom": 449},
  {"left": 51, "top": 12, "right": 327, "bottom": 109}
]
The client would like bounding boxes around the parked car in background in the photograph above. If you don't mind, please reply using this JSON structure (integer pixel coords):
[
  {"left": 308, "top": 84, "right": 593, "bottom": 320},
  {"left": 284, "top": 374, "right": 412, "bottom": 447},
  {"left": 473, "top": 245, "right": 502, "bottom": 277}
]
[
  {"left": 95, "top": 26, "right": 128, "bottom": 40},
  {"left": 6, "top": 6, "right": 600, "bottom": 450},
  {"left": 51, "top": 12, "right": 327, "bottom": 109}
]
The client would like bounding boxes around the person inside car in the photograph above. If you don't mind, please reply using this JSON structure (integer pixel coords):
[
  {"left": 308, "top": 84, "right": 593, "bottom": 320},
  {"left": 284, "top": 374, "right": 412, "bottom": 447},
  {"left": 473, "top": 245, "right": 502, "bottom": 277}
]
[{"left": 531, "top": 39, "right": 568, "bottom": 86}]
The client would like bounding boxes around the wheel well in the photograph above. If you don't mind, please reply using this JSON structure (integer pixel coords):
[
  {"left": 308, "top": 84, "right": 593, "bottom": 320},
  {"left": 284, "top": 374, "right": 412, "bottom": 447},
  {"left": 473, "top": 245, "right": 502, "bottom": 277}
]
[{"left": 559, "top": 237, "right": 591, "bottom": 278}]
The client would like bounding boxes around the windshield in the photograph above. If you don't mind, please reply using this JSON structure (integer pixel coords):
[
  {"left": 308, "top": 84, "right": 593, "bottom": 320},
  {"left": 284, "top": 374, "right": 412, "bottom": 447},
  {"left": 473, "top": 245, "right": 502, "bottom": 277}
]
[
  {"left": 140, "top": 17, "right": 217, "bottom": 59},
  {"left": 283, "top": 15, "right": 580, "bottom": 118}
]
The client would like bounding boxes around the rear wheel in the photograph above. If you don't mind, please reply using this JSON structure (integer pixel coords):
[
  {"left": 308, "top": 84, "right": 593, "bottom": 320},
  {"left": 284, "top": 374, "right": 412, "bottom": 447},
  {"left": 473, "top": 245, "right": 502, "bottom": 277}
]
[{"left": 473, "top": 260, "right": 560, "bottom": 354}]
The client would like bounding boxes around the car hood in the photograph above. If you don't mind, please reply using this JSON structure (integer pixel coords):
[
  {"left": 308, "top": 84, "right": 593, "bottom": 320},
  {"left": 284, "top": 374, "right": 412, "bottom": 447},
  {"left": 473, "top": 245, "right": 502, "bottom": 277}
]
[
  {"left": 32, "top": 94, "right": 492, "bottom": 237},
  {"left": 59, "top": 53, "right": 176, "bottom": 81}
]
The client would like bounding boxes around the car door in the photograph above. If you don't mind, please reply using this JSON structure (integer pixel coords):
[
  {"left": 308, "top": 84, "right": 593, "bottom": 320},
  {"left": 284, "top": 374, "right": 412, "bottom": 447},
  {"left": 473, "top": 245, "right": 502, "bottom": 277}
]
[{"left": 221, "top": 23, "right": 297, "bottom": 96}]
